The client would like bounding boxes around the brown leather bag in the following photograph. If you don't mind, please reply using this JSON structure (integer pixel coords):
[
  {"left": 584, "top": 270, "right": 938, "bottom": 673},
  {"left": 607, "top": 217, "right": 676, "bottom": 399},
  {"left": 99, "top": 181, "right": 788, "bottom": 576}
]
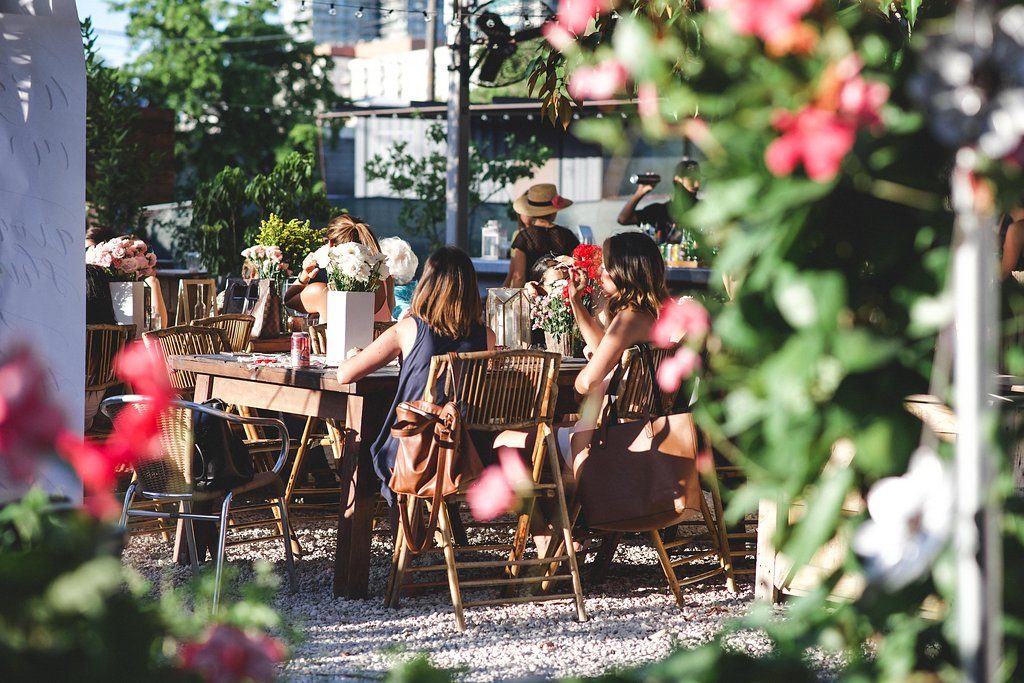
[
  {"left": 389, "top": 360, "right": 483, "bottom": 551},
  {"left": 571, "top": 346, "right": 702, "bottom": 532}
]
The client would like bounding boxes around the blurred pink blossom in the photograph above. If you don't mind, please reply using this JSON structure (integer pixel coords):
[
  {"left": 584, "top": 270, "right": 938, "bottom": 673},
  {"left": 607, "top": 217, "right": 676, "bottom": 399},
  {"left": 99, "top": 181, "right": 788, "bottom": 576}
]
[
  {"left": 116, "top": 340, "right": 174, "bottom": 405},
  {"left": 555, "top": 0, "right": 610, "bottom": 35},
  {"left": 467, "top": 447, "right": 532, "bottom": 522},
  {"left": 638, "top": 83, "right": 660, "bottom": 120},
  {"left": 568, "top": 60, "right": 628, "bottom": 101},
  {"left": 657, "top": 348, "right": 702, "bottom": 393},
  {"left": 705, "top": 0, "right": 816, "bottom": 43},
  {"left": 0, "top": 347, "right": 65, "bottom": 482},
  {"left": 652, "top": 297, "right": 710, "bottom": 348},
  {"left": 765, "top": 107, "right": 857, "bottom": 182},
  {"left": 180, "top": 625, "right": 286, "bottom": 683},
  {"left": 542, "top": 22, "right": 576, "bottom": 51}
]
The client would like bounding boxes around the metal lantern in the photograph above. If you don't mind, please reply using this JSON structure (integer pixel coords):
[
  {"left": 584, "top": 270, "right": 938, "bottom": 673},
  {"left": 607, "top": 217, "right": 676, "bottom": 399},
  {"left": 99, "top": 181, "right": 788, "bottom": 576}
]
[{"left": 486, "top": 287, "right": 531, "bottom": 349}]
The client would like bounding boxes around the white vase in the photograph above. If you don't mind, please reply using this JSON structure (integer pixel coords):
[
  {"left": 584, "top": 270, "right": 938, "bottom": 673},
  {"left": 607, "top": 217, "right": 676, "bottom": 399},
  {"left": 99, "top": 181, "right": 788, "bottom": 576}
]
[
  {"left": 326, "top": 290, "right": 375, "bottom": 365},
  {"left": 110, "top": 281, "right": 146, "bottom": 333}
]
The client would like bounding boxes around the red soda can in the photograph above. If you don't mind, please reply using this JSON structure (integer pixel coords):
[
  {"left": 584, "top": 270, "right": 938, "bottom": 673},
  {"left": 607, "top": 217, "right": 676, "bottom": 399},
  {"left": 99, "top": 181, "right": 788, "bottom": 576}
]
[{"left": 291, "top": 332, "right": 310, "bottom": 367}]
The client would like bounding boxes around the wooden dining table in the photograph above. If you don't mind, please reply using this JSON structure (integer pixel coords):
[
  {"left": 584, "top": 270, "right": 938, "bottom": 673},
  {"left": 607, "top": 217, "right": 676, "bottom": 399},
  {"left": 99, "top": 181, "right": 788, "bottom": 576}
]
[{"left": 168, "top": 352, "right": 587, "bottom": 599}]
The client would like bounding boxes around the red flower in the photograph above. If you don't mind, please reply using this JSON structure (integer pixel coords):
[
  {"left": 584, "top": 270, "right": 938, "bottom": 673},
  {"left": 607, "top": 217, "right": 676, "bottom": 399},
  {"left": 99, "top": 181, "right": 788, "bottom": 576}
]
[
  {"left": 764, "top": 107, "right": 857, "bottom": 182},
  {"left": 657, "top": 348, "right": 703, "bottom": 393},
  {"left": 180, "top": 625, "right": 286, "bottom": 683},
  {"left": 652, "top": 297, "right": 711, "bottom": 348},
  {"left": 116, "top": 340, "right": 174, "bottom": 407},
  {"left": 0, "top": 346, "right": 65, "bottom": 482},
  {"left": 572, "top": 244, "right": 604, "bottom": 280},
  {"left": 704, "top": 0, "right": 816, "bottom": 44}
]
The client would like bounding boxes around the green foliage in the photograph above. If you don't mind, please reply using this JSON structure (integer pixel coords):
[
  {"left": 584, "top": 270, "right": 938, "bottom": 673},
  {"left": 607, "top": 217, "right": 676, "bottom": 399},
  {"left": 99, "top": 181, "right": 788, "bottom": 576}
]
[
  {"left": 254, "top": 214, "right": 326, "bottom": 274},
  {"left": 82, "top": 18, "right": 153, "bottom": 235},
  {"left": 179, "top": 153, "right": 341, "bottom": 278},
  {"left": 0, "top": 489, "right": 288, "bottom": 681},
  {"left": 364, "top": 123, "right": 551, "bottom": 249},
  {"left": 111, "top": 0, "right": 343, "bottom": 192}
]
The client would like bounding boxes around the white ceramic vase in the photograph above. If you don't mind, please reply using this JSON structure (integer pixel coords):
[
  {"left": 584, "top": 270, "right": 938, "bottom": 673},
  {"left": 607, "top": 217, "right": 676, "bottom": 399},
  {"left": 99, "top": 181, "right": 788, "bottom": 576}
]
[
  {"left": 326, "top": 290, "right": 375, "bottom": 365},
  {"left": 110, "top": 281, "right": 146, "bottom": 334}
]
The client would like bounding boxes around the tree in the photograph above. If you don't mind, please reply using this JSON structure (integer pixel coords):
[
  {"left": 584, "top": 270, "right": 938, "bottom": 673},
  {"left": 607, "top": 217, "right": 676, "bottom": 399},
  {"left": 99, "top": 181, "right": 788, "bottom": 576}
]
[
  {"left": 111, "top": 0, "right": 341, "bottom": 192},
  {"left": 364, "top": 123, "right": 551, "bottom": 249},
  {"left": 83, "top": 18, "right": 152, "bottom": 235}
]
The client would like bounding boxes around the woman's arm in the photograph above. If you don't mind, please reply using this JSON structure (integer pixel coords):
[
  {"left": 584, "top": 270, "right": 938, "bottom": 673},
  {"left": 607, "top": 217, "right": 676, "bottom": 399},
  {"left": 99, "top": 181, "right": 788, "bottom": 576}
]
[
  {"left": 337, "top": 317, "right": 413, "bottom": 384},
  {"left": 568, "top": 269, "right": 604, "bottom": 350},
  {"left": 145, "top": 275, "right": 169, "bottom": 327},
  {"left": 574, "top": 311, "right": 651, "bottom": 395},
  {"left": 284, "top": 253, "right": 322, "bottom": 311},
  {"left": 504, "top": 248, "right": 527, "bottom": 288}
]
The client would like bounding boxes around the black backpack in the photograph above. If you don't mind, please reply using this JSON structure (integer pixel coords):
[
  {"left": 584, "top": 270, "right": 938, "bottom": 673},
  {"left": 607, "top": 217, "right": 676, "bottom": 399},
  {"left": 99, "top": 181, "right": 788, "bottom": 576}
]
[{"left": 193, "top": 399, "right": 255, "bottom": 492}]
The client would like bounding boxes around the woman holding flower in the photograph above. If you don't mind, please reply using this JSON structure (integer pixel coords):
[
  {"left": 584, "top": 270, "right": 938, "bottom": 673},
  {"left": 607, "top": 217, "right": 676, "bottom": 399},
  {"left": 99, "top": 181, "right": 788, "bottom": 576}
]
[
  {"left": 285, "top": 215, "right": 396, "bottom": 322},
  {"left": 337, "top": 247, "right": 495, "bottom": 502}
]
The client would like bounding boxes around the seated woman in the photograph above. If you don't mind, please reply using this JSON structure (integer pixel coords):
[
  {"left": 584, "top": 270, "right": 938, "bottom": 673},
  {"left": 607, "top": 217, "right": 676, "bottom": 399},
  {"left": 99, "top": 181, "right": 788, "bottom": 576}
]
[
  {"left": 503, "top": 184, "right": 579, "bottom": 288},
  {"left": 570, "top": 232, "right": 669, "bottom": 405},
  {"left": 285, "top": 214, "right": 396, "bottom": 323},
  {"left": 338, "top": 247, "right": 495, "bottom": 503}
]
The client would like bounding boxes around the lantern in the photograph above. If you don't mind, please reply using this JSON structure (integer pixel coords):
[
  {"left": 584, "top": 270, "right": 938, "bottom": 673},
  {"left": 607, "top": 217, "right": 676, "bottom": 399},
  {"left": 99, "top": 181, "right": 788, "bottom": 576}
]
[{"left": 486, "top": 288, "right": 531, "bottom": 349}]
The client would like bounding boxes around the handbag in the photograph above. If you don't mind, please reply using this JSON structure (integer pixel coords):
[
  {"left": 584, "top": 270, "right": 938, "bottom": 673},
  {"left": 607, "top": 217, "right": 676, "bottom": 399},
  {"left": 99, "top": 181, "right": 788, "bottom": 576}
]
[
  {"left": 193, "top": 399, "right": 255, "bottom": 492},
  {"left": 571, "top": 345, "right": 702, "bottom": 532},
  {"left": 389, "top": 355, "right": 484, "bottom": 552},
  {"left": 222, "top": 278, "right": 281, "bottom": 339}
]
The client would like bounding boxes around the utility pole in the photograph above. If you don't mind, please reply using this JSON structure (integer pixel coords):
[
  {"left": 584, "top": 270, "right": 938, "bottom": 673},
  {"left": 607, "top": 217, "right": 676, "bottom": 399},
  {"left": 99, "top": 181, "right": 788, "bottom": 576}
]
[
  {"left": 425, "top": 0, "right": 438, "bottom": 101},
  {"left": 444, "top": 0, "right": 470, "bottom": 249}
]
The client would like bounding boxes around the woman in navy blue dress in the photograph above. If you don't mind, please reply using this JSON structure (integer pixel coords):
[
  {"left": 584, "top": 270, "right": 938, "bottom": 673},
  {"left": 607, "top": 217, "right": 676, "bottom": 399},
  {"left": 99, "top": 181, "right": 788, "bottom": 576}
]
[{"left": 338, "top": 247, "right": 495, "bottom": 503}]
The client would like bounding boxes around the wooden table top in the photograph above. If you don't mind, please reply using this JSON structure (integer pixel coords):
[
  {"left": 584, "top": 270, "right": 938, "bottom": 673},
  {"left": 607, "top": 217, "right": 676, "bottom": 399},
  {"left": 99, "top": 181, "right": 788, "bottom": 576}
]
[{"left": 169, "top": 353, "right": 587, "bottom": 394}]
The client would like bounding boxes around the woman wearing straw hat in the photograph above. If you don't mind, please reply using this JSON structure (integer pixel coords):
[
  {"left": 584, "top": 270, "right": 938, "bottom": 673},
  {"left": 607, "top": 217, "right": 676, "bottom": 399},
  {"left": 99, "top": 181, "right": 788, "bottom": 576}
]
[{"left": 503, "top": 183, "right": 580, "bottom": 288}]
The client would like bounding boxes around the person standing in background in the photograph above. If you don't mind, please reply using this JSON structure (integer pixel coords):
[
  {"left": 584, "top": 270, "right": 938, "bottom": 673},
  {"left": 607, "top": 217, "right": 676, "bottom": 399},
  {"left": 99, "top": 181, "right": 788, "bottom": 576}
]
[
  {"left": 617, "top": 159, "right": 701, "bottom": 244},
  {"left": 503, "top": 184, "right": 579, "bottom": 288}
]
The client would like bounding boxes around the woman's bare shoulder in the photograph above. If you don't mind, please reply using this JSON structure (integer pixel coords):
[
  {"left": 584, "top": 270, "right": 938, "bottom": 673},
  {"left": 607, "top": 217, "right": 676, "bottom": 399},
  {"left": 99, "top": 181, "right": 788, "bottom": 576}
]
[{"left": 606, "top": 308, "right": 657, "bottom": 341}]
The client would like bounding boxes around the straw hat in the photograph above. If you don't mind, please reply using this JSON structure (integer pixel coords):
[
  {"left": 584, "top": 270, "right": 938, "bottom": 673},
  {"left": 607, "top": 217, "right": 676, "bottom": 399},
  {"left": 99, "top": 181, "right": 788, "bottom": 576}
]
[{"left": 512, "top": 183, "right": 573, "bottom": 217}]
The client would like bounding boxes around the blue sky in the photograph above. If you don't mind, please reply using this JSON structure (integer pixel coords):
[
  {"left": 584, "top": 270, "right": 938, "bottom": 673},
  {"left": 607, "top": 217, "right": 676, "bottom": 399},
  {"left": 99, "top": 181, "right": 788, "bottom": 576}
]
[{"left": 78, "top": 0, "right": 132, "bottom": 66}]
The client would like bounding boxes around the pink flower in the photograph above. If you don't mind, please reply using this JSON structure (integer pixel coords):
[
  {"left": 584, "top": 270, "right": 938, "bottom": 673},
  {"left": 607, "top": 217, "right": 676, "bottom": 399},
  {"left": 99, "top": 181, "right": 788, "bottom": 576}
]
[
  {"left": 115, "top": 341, "right": 174, "bottom": 406},
  {"left": 542, "top": 22, "right": 576, "bottom": 51},
  {"left": 657, "top": 347, "right": 702, "bottom": 393},
  {"left": 652, "top": 297, "right": 710, "bottom": 348},
  {"left": 838, "top": 74, "right": 888, "bottom": 129},
  {"left": 568, "top": 60, "right": 628, "bottom": 101},
  {"left": 555, "top": 0, "right": 610, "bottom": 35},
  {"left": 638, "top": 82, "right": 659, "bottom": 120},
  {"left": 467, "top": 447, "right": 532, "bottom": 522},
  {"left": 111, "top": 245, "right": 127, "bottom": 259},
  {"left": 764, "top": 106, "right": 857, "bottom": 182},
  {"left": 180, "top": 625, "right": 286, "bottom": 683},
  {"left": 0, "top": 347, "right": 65, "bottom": 482},
  {"left": 705, "top": 0, "right": 816, "bottom": 44}
]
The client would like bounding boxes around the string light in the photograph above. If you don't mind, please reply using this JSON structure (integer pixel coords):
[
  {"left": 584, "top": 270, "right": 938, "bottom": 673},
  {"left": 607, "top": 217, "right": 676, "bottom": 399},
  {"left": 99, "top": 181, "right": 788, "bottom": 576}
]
[
  {"left": 329, "top": 2, "right": 336, "bottom": 15},
  {"left": 355, "top": 5, "right": 363, "bottom": 17},
  {"left": 423, "top": 10, "right": 431, "bottom": 21}
]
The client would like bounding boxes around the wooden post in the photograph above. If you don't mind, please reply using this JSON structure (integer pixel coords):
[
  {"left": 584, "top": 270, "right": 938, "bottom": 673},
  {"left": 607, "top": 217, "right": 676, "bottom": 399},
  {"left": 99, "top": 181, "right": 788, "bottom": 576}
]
[
  {"left": 425, "top": 0, "right": 438, "bottom": 101},
  {"left": 444, "top": 0, "right": 470, "bottom": 249}
]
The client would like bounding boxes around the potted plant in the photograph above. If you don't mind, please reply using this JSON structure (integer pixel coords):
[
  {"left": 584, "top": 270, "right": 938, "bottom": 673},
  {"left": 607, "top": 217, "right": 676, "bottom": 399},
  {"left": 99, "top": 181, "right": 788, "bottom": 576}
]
[
  {"left": 315, "top": 242, "right": 389, "bottom": 364},
  {"left": 85, "top": 236, "right": 157, "bottom": 333}
]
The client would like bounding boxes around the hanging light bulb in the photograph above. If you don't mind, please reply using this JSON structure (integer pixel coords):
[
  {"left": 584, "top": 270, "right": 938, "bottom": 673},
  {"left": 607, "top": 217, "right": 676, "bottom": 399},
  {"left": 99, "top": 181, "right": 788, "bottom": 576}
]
[
  {"left": 355, "top": 6, "right": 363, "bottom": 17},
  {"left": 423, "top": 10, "right": 432, "bottom": 21},
  {"left": 486, "top": 17, "right": 495, "bottom": 28},
  {"left": 300, "top": 0, "right": 305, "bottom": 8},
  {"left": 387, "top": 8, "right": 394, "bottom": 15},
  {"left": 328, "top": 2, "right": 336, "bottom": 15},
  {"left": 450, "top": 15, "right": 460, "bottom": 26}
]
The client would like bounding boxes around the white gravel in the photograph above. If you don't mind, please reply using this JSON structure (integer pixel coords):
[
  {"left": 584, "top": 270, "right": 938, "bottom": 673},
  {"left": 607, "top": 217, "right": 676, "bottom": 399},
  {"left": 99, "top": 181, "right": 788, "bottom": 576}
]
[{"left": 123, "top": 517, "right": 760, "bottom": 681}]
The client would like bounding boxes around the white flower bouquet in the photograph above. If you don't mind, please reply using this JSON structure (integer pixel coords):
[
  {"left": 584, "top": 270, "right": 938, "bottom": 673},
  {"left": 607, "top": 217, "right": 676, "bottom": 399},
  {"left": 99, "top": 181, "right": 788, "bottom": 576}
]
[
  {"left": 314, "top": 242, "right": 389, "bottom": 293},
  {"left": 241, "top": 244, "right": 291, "bottom": 281},
  {"left": 378, "top": 237, "right": 418, "bottom": 285},
  {"left": 86, "top": 237, "right": 157, "bottom": 282}
]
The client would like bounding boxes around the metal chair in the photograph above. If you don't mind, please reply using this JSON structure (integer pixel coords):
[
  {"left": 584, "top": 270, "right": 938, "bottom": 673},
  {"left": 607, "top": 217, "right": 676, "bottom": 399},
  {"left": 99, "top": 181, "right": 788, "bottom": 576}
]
[
  {"left": 176, "top": 278, "right": 218, "bottom": 325},
  {"left": 386, "top": 349, "right": 587, "bottom": 631},
  {"left": 142, "top": 325, "right": 228, "bottom": 401},
  {"left": 105, "top": 395, "right": 297, "bottom": 611},
  {"left": 193, "top": 314, "right": 255, "bottom": 353}
]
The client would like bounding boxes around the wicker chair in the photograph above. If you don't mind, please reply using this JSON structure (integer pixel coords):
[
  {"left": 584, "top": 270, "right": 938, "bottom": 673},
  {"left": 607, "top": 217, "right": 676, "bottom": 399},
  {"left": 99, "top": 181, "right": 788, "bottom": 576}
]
[
  {"left": 105, "top": 395, "right": 297, "bottom": 611},
  {"left": 176, "top": 278, "right": 218, "bottom": 325},
  {"left": 142, "top": 325, "right": 228, "bottom": 401},
  {"left": 386, "top": 349, "right": 587, "bottom": 632},
  {"left": 570, "top": 344, "right": 737, "bottom": 604},
  {"left": 85, "top": 324, "right": 135, "bottom": 431},
  {"left": 193, "top": 314, "right": 255, "bottom": 353}
]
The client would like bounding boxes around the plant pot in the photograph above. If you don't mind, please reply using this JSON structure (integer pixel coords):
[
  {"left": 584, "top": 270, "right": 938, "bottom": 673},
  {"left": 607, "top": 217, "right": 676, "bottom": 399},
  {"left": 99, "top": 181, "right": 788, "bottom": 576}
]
[
  {"left": 326, "top": 290, "right": 375, "bottom": 365},
  {"left": 544, "top": 331, "right": 583, "bottom": 358},
  {"left": 110, "top": 281, "right": 146, "bottom": 334}
]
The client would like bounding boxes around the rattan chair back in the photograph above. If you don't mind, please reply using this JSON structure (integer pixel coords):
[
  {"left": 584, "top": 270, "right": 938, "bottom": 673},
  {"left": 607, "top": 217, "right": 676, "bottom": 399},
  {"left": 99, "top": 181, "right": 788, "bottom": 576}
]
[
  {"left": 614, "top": 344, "right": 680, "bottom": 421},
  {"left": 309, "top": 323, "right": 327, "bottom": 355},
  {"left": 193, "top": 314, "right": 255, "bottom": 352},
  {"left": 176, "top": 278, "right": 218, "bottom": 325},
  {"left": 143, "top": 325, "right": 228, "bottom": 398},
  {"left": 424, "top": 349, "right": 560, "bottom": 432},
  {"left": 86, "top": 324, "right": 135, "bottom": 391}
]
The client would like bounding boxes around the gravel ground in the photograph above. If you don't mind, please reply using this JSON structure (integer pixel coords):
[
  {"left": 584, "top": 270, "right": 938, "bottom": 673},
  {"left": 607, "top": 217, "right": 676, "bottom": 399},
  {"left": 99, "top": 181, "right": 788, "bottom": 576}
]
[{"left": 123, "top": 515, "right": 762, "bottom": 681}]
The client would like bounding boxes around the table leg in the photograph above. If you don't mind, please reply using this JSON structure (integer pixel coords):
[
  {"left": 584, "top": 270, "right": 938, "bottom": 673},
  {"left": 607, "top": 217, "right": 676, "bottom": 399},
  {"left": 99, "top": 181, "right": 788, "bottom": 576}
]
[{"left": 333, "top": 393, "right": 389, "bottom": 598}]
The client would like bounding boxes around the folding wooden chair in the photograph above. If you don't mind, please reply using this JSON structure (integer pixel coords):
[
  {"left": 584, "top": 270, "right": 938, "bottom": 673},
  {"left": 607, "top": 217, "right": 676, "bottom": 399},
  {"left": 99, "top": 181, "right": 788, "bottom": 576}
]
[
  {"left": 386, "top": 349, "right": 587, "bottom": 631},
  {"left": 176, "top": 278, "right": 218, "bottom": 325},
  {"left": 193, "top": 314, "right": 255, "bottom": 353}
]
